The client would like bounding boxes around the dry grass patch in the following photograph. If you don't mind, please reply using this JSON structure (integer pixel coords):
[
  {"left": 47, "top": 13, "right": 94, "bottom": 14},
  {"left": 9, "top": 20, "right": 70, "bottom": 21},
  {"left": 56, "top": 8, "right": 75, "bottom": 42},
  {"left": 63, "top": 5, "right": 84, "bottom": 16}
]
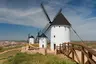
[{"left": 4, "top": 53, "right": 76, "bottom": 64}]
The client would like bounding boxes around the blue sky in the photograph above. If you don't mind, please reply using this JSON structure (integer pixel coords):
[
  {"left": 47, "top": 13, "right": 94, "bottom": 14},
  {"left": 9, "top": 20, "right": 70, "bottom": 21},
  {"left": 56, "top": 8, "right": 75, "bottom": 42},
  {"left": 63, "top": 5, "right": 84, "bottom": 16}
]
[
  {"left": 0, "top": 23, "right": 38, "bottom": 40},
  {"left": 0, "top": 0, "right": 96, "bottom": 41}
]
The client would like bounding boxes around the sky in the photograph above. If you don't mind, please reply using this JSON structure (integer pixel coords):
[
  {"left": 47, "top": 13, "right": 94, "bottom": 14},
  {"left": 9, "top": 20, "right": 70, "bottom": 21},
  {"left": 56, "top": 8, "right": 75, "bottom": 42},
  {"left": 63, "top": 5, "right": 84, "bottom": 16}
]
[{"left": 0, "top": 0, "right": 96, "bottom": 41}]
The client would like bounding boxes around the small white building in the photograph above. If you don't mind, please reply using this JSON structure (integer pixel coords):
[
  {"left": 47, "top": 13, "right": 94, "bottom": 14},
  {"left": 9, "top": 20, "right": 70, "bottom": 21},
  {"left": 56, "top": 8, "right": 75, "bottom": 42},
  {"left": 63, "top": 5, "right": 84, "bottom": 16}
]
[
  {"left": 28, "top": 35, "right": 35, "bottom": 44},
  {"left": 39, "top": 33, "right": 47, "bottom": 48},
  {"left": 45, "top": 12, "right": 71, "bottom": 50}
]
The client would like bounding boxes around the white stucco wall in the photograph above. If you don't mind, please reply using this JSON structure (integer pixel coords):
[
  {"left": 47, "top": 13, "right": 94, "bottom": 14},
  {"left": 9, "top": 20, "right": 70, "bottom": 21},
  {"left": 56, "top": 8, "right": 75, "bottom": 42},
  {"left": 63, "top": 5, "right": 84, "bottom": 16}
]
[
  {"left": 39, "top": 38, "right": 47, "bottom": 48},
  {"left": 29, "top": 38, "right": 35, "bottom": 44},
  {"left": 50, "top": 25, "right": 71, "bottom": 50}
]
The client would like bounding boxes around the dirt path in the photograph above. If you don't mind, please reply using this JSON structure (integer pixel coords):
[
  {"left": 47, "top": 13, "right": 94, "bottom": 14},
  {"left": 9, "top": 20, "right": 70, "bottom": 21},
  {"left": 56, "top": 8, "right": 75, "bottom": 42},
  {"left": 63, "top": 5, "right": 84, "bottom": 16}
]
[{"left": 0, "top": 48, "right": 21, "bottom": 55}]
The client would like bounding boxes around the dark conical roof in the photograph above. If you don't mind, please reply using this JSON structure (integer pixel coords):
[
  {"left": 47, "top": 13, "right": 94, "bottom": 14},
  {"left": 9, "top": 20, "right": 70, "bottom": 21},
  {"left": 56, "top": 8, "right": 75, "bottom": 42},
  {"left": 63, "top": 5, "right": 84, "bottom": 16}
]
[
  {"left": 39, "top": 33, "right": 47, "bottom": 38},
  {"left": 29, "top": 35, "right": 34, "bottom": 38},
  {"left": 51, "top": 12, "right": 71, "bottom": 26}
]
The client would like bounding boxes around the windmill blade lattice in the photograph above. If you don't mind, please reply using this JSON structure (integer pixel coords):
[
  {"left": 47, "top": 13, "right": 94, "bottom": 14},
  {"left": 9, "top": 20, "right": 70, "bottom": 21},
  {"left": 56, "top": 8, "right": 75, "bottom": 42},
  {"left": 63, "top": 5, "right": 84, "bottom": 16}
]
[
  {"left": 41, "top": 23, "right": 50, "bottom": 34},
  {"left": 41, "top": 3, "right": 52, "bottom": 24}
]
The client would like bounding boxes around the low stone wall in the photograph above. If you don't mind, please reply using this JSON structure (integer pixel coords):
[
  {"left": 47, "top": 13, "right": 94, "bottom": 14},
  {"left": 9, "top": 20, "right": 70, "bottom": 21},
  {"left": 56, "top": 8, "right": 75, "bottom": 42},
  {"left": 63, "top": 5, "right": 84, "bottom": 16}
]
[{"left": 21, "top": 46, "right": 47, "bottom": 55}]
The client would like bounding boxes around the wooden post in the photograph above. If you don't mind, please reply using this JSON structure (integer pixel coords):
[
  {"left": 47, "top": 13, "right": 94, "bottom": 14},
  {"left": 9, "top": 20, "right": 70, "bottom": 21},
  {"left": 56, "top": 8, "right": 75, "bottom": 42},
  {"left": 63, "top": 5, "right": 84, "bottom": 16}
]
[
  {"left": 81, "top": 47, "right": 84, "bottom": 64},
  {"left": 72, "top": 44, "right": 74, "bottom": 60},
  {"left": 64, "top": 43, "right": 66, "bottom": 50},
  {"left": 59, "top": 44, "right": 61, "bottom": 53},
  {"left": 87, "top": 52, "right": 92, "bottom": 64},
  {"left": 62, "top": 43, "right": 65, "bottom": 53},
  {"left": 45, "top": 48, "right": 47, "bottom": 55},
  {"left": 68, "top": 43, "right": 69, "bottom": 53},
  {"left": 56, "top": 46, "right": 58, "bottom": 54},
  {"left": 62, "top": 43, "right": 64, "bottom": 50},
  {"left": 65, "top": 43, "right": 66, "bottom": 51}
]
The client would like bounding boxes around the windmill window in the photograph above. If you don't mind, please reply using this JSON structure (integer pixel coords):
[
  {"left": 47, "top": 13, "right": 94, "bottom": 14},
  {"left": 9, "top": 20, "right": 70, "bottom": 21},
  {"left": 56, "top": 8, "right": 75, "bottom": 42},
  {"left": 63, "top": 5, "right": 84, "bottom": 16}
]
[
  {"left": 54, "top": 44, "right": 56, "bottom": 50},
  {"left": 54, "top": 35, "right": 55, "bottom": 38}
]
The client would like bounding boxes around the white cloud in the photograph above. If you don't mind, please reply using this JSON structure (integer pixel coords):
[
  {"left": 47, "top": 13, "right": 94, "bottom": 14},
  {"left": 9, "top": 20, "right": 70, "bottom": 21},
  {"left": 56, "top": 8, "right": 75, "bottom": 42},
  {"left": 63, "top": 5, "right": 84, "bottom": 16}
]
[
  {"left": 0, "top": 6, "right": 55, "bottom": 28},
  {"left": 62, "top": 6, "right": 96, "bottom": 41}
]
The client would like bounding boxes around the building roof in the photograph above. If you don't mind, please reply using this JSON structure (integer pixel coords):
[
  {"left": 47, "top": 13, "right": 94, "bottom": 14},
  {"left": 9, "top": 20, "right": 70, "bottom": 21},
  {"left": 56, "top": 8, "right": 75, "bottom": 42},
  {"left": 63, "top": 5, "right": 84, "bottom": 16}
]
[
  {"left": 39, "top": 33, "right": 47, "bottom": 38},
  {"left": 51, "top": 12, "right": 71, "bottom": 26},
  {"left": 29, "top": 35, "right": 34, "bottom": 38}
]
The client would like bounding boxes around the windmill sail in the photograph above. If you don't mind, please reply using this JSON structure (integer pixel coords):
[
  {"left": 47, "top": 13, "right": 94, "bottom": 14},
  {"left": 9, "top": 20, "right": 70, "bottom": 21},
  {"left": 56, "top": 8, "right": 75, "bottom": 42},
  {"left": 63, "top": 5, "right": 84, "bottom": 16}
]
[
  {"left": 42, "top": 9, "right": 62, "bottom": 34},
  {"left": 41, "top": 23, "right": 50, "bottom": 34},
  {"left": 41, "top": 3, "right": 62, "bottom": 34},
  {"left": 40, "top": 3, "right": 52, "bottom": 34},
  {"left": 27, "top": 33, "right": 30, "bottom": 43},
  {"left": 41, "top": 3, "right": 51, "bottom": 23},
  {"left": 35, "top": 30, "right": 41, "bottom": 43}
]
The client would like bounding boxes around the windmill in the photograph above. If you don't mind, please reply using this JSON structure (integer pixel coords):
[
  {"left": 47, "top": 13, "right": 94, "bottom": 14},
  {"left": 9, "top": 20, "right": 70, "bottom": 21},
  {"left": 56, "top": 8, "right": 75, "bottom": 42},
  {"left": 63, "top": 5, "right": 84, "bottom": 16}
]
[
  {"left": 40, "top": 3, "right": 85, "bottom": 50},
  {"left": 40, "top": 3, "right": 71, "bottom": 50},
  {"left": 27, "top": 33, "right": 35, "bottom": 44},
  {"left": 37, "top": 3, "right": 84, "bottom": 50}
]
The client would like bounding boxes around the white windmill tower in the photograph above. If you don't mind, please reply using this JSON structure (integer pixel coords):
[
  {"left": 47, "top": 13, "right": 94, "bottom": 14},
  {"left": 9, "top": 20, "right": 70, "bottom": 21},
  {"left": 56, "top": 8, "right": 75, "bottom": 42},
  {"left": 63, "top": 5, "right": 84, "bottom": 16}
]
[
  {"left": 39, "top": 33, "right": 47, "bottom": 48},
  {"left": 40, "top": 3, "right": 71, "bottom": 50},
  {"left": 28, "top": 34, "right": 35, "bottom": 44},
  {"left": 50, "top": 13, "right": 71, "bottom": 50}
]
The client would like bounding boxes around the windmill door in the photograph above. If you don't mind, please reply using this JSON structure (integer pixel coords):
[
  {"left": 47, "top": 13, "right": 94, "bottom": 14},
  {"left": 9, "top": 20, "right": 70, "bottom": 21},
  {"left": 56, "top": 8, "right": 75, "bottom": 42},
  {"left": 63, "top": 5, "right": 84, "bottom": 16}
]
[
  {"left": 54, "top": 44, "right": 56, "bottom": 50},
  {"left": 42, "top": 45, "right": 44, "bottom": 48}
]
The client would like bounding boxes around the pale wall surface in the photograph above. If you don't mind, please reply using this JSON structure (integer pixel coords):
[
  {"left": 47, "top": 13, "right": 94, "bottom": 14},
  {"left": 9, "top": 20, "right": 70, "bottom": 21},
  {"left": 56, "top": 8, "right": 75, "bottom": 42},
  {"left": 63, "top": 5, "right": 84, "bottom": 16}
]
[
  {"left": 50, "top": 25, "right": 70, "bottom": 50},
  {"left": 39, "top": 38, "right": 47, "bottom": 48},
  {"left": 29, "top": 38, "right": 35, "bottom": 44}
]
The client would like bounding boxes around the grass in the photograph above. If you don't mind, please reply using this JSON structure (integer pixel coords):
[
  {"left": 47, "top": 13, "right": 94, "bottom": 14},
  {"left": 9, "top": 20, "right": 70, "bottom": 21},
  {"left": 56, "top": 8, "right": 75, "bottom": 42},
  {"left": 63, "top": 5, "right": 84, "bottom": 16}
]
[
  {"left": 72, "top": 41, "right": 96, "bottom": 48},
  {"left": 0, "top": 44, "right": 23, "bottom": 64},
  {"left": 0, "top": 50, "right": 20, "bottom": 64},
  {"left": 85, "top": 43, "right": 96, "bottom": 48},
  {"left": 0, "top": 50, "right": 20, "bottom": 59},
  {"left": 0, "top": 45, "right": 22, "bottom": 52},
  {"left": 3, "top": 53, "right": 76, "bottom": 64}
]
